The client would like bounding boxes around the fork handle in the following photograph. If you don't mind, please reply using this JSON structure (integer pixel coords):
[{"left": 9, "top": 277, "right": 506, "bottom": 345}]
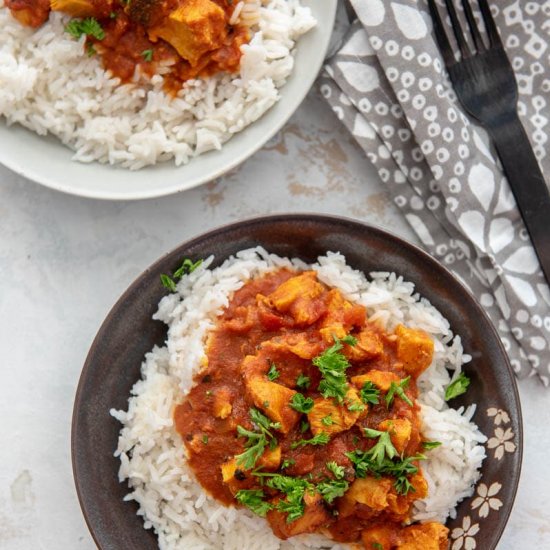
[{"left": 487, "top": 112, "right": 550, "bottom": 286}]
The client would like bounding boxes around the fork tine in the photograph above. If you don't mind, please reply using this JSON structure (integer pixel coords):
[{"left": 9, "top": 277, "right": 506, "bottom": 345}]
[
  {"left": 477, "top": 0, "right": 503, "bottom": 47},
  {"left": 461, "top": 0, "right": 486, "bottom": 52},
  {"left": 444, "top": 0, "right": 472, "bottom": 59},
  {"left": 427, "top": 0, "right": 457, "bottom": 67}
]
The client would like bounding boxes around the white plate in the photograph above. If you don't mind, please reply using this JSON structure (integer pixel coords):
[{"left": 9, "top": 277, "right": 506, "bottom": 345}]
[{"left": 0, "top": 1, "right": 337, "bottom": 200}]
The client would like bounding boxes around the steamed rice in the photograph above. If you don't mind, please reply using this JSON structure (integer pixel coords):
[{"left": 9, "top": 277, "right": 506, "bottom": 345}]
[
  {"left": 0, "top": 1, "right": 316, "bottom": 169},
  {"left": 110, "top": 248, "right": 487, "bottom": 549}
]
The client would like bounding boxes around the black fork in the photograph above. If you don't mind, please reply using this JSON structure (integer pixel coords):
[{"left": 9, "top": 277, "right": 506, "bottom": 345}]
[{"left": 428, "top": 0, "right": 550, "bottom": 286}]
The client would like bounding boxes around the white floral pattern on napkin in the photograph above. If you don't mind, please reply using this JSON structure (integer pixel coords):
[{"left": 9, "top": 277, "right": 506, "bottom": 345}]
[{"left": 320, "top": 0, "right": 550, "bottom": 383}]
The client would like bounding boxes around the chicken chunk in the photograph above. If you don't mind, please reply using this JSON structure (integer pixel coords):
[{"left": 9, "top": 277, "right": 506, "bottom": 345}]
[
  {"left": 395, "top": 325, "right": 434, "bottom": 377},
  {"left": 351, "top": 370, "right": 401, "bottom": 393},
  {"left": 339, "top": 476, "right": 393, "bottom": 517},
  {"left": 50, "top": 0, "right": 112, "bottom": 18},
  {"left": 345, "top": 328, "right": 384, "bottom": 361},
  {"left": 6, "top": 0, "right": 50, "bottom": 27},
  {"left": 378, "top": 418, "right": 412, "bottom": 454},
  {"left": 387, "top": 472, "right": 428, "bottom": 518},
  {"left": 319, "top": 289, "right": 365, "bottom": 343},
  {"left": 308, "top": 388, "right": 365, "bottom": 436},
  {"left": 267, "top": 492, "right": 331, "bottom": 539},
  {"left": 245, "top": 376, "right": 299, "bottom": 433},
  {"left": 148, "top": 0, "right": 227, "bottom": 66},
  {"left": 396, "top": 522, "right": 449, "bottom": 550},
  {"left": 265, "top": 271, "right": 326, "bottom": 326}
]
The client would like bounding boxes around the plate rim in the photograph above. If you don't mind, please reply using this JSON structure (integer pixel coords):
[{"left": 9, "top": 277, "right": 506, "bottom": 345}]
[
  {"left": 71, "top": 213, "right": 523, "bottom": 548},
  {"left": 0, "top": 1, "right": 337, "bottom": 201}
]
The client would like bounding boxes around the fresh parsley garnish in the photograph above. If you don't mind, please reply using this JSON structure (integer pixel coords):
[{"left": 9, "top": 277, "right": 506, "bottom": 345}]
[
  {"left": 296, "top": 373, "right": 310, "bottom": 390},
  {"left": 422, "top": 441, "right": 442, "bottom": 450},
  {"left": 267, "top": 362, "right": 280, "bottom": 381},
  {"left": 317, "top": 479, "right": 349, "bottom": 504},
  {"left": 235, "top": 489, "right": 272, "bottom": 517},
  {"left": 202, "top": 434, "right": 209, "bottom": 444},
  {"left": 65, "top": 18, "right": 105, "bottom": 41},
  {"left": 290, "top": 432, "right": 329, "bottom": 449},
  {"left": 445, "top": 372, "right": 470, "bottom": 401},
  {"left": 160, "top": 258, "right": 203, "bottom": 291},
  {"left": 360, "top": 381, "right": 380, "bottom": 405},
  {"left": 321, "top": 414, "right": 334, "bottom": 426},
  {"left": 346, "top": 399, "right": 365, "bottom": 412},
  {"left": 299, "top": 419, "right": 309, "bottom": 433},
  {"left": 290, "top": 393, "right": 314, "bottom": 414},
  {"left": 313, "top": 336, "right": 355, "bottom": 403},
  {"left": 281, "top": 458, "right": 295, "bottom": 470},
  {"left": 326, "top": 461, "right": 345, "bottom": 479},
  {"left": 385, "top": 376, "right": 413, "bottom": 408},
  {"left": 372, "top": 543, "right": 384, "bottom": 550},
  {"left": 235, "top": 409, "right": 280, "bottom": 470},
  {"left": 141, "top": 49, "right": 153, "bottom": 62},
  {"left": 362, "top": 428, "right": 397, "bottom": 466}
]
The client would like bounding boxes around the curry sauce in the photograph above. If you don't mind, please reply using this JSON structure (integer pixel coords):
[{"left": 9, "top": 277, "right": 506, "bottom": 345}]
[
  {"left": 5, "top": 0, "right": 249, "bottom": 90},
  {"left": 174, "top": 269, "right": 450, "bottom": 549}
]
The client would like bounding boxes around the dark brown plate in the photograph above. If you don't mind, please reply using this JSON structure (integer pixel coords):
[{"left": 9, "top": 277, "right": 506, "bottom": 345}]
[{"left": 72, "top": 214, "right": 522, "bottom": 549}]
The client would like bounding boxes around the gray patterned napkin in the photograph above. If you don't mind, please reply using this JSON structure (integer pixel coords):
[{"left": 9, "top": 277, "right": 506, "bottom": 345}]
[{"left": 320, "top": 0, "right": 550, "bottom": 384}]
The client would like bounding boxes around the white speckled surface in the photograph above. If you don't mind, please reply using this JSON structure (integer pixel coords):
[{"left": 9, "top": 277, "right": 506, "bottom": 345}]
[{"left": 0, "top": 89, "right": 549, "bottom": 549}]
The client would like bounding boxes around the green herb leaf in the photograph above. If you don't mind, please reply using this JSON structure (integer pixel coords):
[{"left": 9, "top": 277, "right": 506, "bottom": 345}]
[
  {"left": 422, "top": 441, "right": 442, "bottom": 450},
  {"left": 267, "top": 362, "right": 280, "bottom": 381},
  {"left": 326, "top": 461, "right": 345, "bottom": 479},
  {"left": 281, "top": 458, "right": 295, "bottom": 470},
  {"left": 235, "top": 409, "right": 280, "bottom": 470},
  {"left": 300, "top": 419, "right": 309, "bottom": 433},
  {"left": 258, "top": 474, "right": 314, "bottom": 523},
  {"left": 290, "top": 432, "right": 330, "bottom": 450},
  {"left": 290, "top": 393, "right": 314, "bottom": 414},
  {"left": 346, "top": 399, "right": 365, "bottom": 412},
  {"left": 341, "top": 334, "right": 357, "bottom": 346},
  {"left": 317, "top": 479, "right": 349, "bottom": 504},
  {"left": 65, "top": 17, "right": 105, "bottom": 41},
  {"left": 296, "top": 373, "right": 310, "bottom": 390},
  {"left": 109, "top": 11, "right": 117, "bottom": 18},
  {"left": 202, "top": 434, "right": 209, "bottom": 444},
  {"left": 173, "top": 258, "right": 203, "bottom": 278},
  {"left": 160, "top": 274, "right": 177, "bottom": 292},
  {"left": 141, "top": 49, "right": 153, "bottom": 62},
  {"left": 385, "top": 376, "right": 413, "bottom": 408},
  {"left": 360, "top": 381, "right": 380, "bottom": 405},
  {"left": 362, "top": 429, "right": 397, "bottom": 466},
  {"left": 445, "top": 372, "right": 470, "bottom": 401},
  {"left": 372, "top": 543, "right": 384, "bottom": 550},
  {"left": 235, "top": 489, "right": 273, "bottom": 517},
  {"left": 321, "top": 414, "right": 334, "bottom": 426},
  {"left": 313, "top": 336, "right": 352, "bottom": 403}
]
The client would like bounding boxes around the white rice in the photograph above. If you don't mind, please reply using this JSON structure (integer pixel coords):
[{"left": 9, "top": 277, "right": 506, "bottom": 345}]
[
  {"left": 110, "top": 248, "right": 487, "bottom": 549},
  {"left": 0, "top": 1, "right": 315, "bottom": 169}
]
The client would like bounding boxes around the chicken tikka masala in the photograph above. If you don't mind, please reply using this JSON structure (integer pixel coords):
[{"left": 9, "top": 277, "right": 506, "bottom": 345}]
[
  {"left": 175, "top": 268, "right": 450, "bottom": 549},
  {"left": 5, "top": 0, "right": 250, "bottom": 90}
]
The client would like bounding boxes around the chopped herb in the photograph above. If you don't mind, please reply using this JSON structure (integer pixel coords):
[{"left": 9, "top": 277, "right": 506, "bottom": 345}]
[
  {"left": 300, "top": 419, "right": 309, "bottom": 433},
  {"left": 160, "top": 257, "right": 202, "bottom": 291},
  {"left": 346, "top": 399, "right": 365, "bottom": 413},
  {"left": 360, "top": 381, "right": 380, "bottom": 405},
  {"left": 341, "top": 334, "right": 357, "bottom": 346},
  {"left": 362, "top": 428, "right": 397, "bottom": 466},
  {"left": 263, "top": 400, "right": 270, "bottom": 408},
  {"left": 205, "top": 390, "right": 212, "bottom": 397},
  {"left": 290, "top": 393, "right": 314, "bottom": 414},
  {"left": 445, "top": 372, "right": 470, "bottom": 401},
  {"left": 109, "top": 11, "right": 117, "bottom": 18},
  {"left": 313, "top": 336, "right": 353, "bottom": 403},
  {"left": 296, "top": 373, "right": 310, "bottom": 390},
  {"left": 326, "top": 461, "right": 345, "bottom": 479},
  {"left": 235, "top": 409, "right": 280, "bottom": 470},
  {"left": 352, "top": 435, "right": 360, "bottom": 446},
  {"left": 267, "top": 362, "right": 280, "bottom": 381},
  {"left": 422, "top": 441, "right": 442, "bottom": 450},
  {"left": 372, "top": 544, "right": 384, "bottom": 550},
  {"left": 281, "top": 458, "right": 295, "bottom": 470},
  {"left": 235, "top": 489, "right": 273, "bottom": 517},
  {"left": 291, "top": 432, "right": 330, "bottom": 450},
  {"left": 255, "top": 473, "right": 314, "bottom": 523},
  {"left": 160, "top": 274, "right": 177, "bottom": 292},
  {"left": 385, "top": 376, "right": 413, "bottom": 408},
  {"left": 317, "top": 479, "right": 349, "bottom": 504},
  {"left": 65, "top": 17, "right": 105, "bottom": 41},
  {"left": 202, "top": 435, "right": 209, "bottom": 444},
  {"left": 86, "top": 43, "right": 96, "bottom": 57},
  {"left": 321, "top": 414, "right": 334, "bottom": 426},
  {"left": 141, "top": 49, "right": 154, "bottom": 62}
]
